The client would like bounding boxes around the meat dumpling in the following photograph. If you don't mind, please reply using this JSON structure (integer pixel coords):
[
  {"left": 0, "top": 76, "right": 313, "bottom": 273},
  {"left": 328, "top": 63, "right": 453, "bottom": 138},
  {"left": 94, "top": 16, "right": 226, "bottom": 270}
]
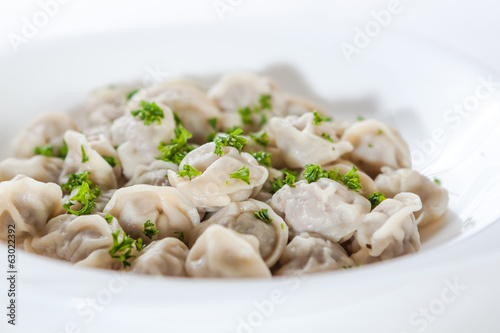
[
  {"left": 341, "top": 120, "right": 411, "bottom": 178},
  {"left": 130, "top": 237, "right": 189, "bottom": 277},
  {"left": 0, "top": 175, "right": 64, "bottom": 249},
  {"left": 103, "top": 185, "right": 200, "bottom": 245},
  {"left": 188, "top": 199, "right": 288, "bottom": 267},
  {"left": 59, "top": 130, "right": 118, "bottom": 191},
  {"left": 12, "top": 112, "right": 78, "bottom": 158},
  {"left": 351, "top": 193, "right": 422, "bottom": 264},
  {"left": 374, "top": 167, "right": 448, "bottom": 227},
  {"left": 110, "top": 103, "right": 176, "bottom": 179},
  {"left": 31, "top": 213, "right": 123, "bottom": 270},
  {"left": 167, "top": 142, "right": 268, "bottom": 212},
  {"left": 185, "top": 225, "right": 271, "bottom": 278},
  {"left": 129, "top": 81, "right": 221, "bottom": 144},
  {"left": 270, "top": 178, "right": 370, "bottom": 242},
  {"left": 275, "top": 233, "right": 355, "bottom": 276},
  {"left": 267, "top": 113, "right": 353, "bottom": 169},
  {"left": 0, "top": 156, "right": 63, "bottom": 183}
]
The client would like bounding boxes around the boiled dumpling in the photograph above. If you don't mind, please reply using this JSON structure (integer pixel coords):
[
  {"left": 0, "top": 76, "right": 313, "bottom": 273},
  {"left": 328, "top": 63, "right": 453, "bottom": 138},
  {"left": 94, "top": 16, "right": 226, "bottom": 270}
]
[
  {"left": 128, "top": 81, "right": 221, "bottom": 144},
  {"left": 270, "top": 178, "right": 371, "bottom": 242},
  {"left": 0, "top": 175, "right": 64, "bottom": 249},
  {"left": 103, "top": 185, "right": 200, "bottom": 245},
  {"left": 31, "top": 213, "right": 123, "bottom": 270},
  {"left": 188, "top": 199, "right": 288, "bottom": 267},
  {"left": 126, "top": 160, "right": 178, "bottom": 187},
  {"left": 267, "top": 113, "right": 353, "bottom": 169},
  {"left": 59, "top": 130, "right": 118, "bottom": 191},
  {"left": 85, "top": 85, "right": 132, "bottom": 126},
  {"left": 0, "top": 156, "right": 63, "bottom": 183},
  {"left": 276, "top": 233, "right": 355, "bottom": 276},
  {"left": 185, "top": 225, "right": 271, "bottom": 278},
  {"left": 130, "top": 237, "right": 189, "bottom": 277},
  {"left": 341, "top": 120, "right": 411, "bottom": 177},
  {"left": 110, "top": 103, "right": 175, "bottom": 179},
  {"left": 12, "top": 112, "right": 78, "bottom": 158},
  {"left": 167, "top": 142, "right": 268, "bottom": 212},
  {"left": 374, "top": 167, "right": 448, "bottom": 226},
  {"left": 351, "top": 193, "right": 422, "bottom": 264}
]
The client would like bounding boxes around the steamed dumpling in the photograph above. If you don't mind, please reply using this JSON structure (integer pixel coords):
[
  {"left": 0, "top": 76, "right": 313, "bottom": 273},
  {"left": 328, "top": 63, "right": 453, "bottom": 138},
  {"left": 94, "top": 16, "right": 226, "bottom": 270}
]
[
  {"left": 103, "top": 185, "right": 200, "bottom": 245},
  {"left": 129, "top": 81, "right": 221, "bottom": 144},
  {"left": 0, "top": 156, "right": 63, "bottom": 183},
  {"left": 185, "top": 225, "right": 271, "bottom": 278},
  {"left": 267, "top": 113, "right": 353, "bottom": 169},
  {"left": 110, "top": 103, "right": 175, "bottom": 179},
  {"left": 374, "top": 167, "right": 449, "bottom": 227},
  {"left": 12, "top": 112, "right": 78, "bottom": 158},
  {"left": 31, "top": 213, "right": 123, "bottom": 270},
  {"left": 188, "top": 199, "right": 288, "bottom": 267},
  {"left": 270, "top": 178, "right": 371, "bottom": 242},
  {"left": 0, "top": 175, "right": 64, "bottom": 248},
  {"left": 276, "top": 233, "right": 355, "bottom": 276},
  {"left": 351, "top": 193, "right": 422, "bottom": 264},
  {"left": 167, "top": 142, "right": 268, "bottom": 212},
  {"left": 85, "top": 85, "right": 132, "bottom": 126},
  {"left": 130, "top": 237, "right": 189, "bottom": 277},
  {"left": 341, "top": 120, "right": 411, "bottom": 177},
  {"left": 59, "top": 130, "right": 118, "bottom": 190}
]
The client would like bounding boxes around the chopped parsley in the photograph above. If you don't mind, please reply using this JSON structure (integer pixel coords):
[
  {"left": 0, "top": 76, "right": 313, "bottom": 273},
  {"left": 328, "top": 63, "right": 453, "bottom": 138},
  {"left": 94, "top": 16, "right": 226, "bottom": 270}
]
[
  {"left": 174, "top": 231, "right": 185, "bottom": 242},
  {"left": 357, "top": 116, "right": 365, "bottom": 121},
  {"left": 131, "top": 101, "right": 165, "bottom": 126},
  {"left": 238, "top": 107, "right": 253, "bottom": 125},
  {"left": 63, "top": 182, "right": 98, "bottom": 216},
  {"left": 33, "top": 144, "right": 53, "bottom": 157},
  {"left": 368, "top": 143, "right": 373, "bottom": 148},
  {"left": 141, "top": 220, "right": 159, "bottom": 239},
  {"left": 158, "top": 125, "right": 195, "bottom": 165},
  {"left": 368, "top": 192, "right": 386, "bottom": 210},
  {"left": 214, "top": 128, "right": 247, "bottom": 156},
  {"left": 250, "top": 132, "right": 270, "bottom": 147},
  {"left": 81, "top": 146, "right": 89, "bottom": 163},
  {"left": 103, "top": 155, "right": 118, "bottom": 167},
  {"left": 61, "top": 171, "right": 100, "bottom": 195},
  {"left": 270, "top": 169, "right": 298, "bottom": 194},
  {"left": 177, "top": 164, "right": 202, "bottom": 180},
  {"left": 206, "top": 117, "right": 218, "bottom": 142},
  {"left": 434, "top": 178, "right": 441, "bottom": 185},
  {"left": 136, "top": 238, "right": 145, "bottom": 252},
  {"left": 312, "top": 111, "right": 332, "bottom": 126},
  {"left": 321, "top": 133, "right": 334, "bottom": 143},
  {"left": 250, "top": 151, "right": 272, "bottom": 167},
  {"left": 105, "top": 214, "right": 114, "bottom": 224},
  {"left": 280, "top": 223, "right": 285, "bottom": 230},
  {"left": 303, "top": 164, "right": 362, "bottom": 192},
  {"left": 229, "top": 165, "right": 250, "bottom": 185},
  {"left": 173, "top": 112, "right": 182, "bottom": 126},
  {"left": 378, "top": 129, "right": 384, "bottom": 135},
  {"left": 236, "top": 94, "right": 273, "bottom": 127},
  {"left": 126, "top": 89, "right": 139, "bottom": 101},
  {"left": 254, "top": 209, "right": 273, "bottom": 223},
  {"left": 58, "top": 140, "right": 68, "bottom": 159},
  {"left": 109, "top": 230, "right": 136, "bottom": 269}
]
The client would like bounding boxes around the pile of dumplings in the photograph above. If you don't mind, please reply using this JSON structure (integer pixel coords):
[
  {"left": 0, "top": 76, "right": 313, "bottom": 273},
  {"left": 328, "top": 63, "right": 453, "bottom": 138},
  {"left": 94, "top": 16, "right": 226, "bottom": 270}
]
[{"left": 0, "top": 73, "right": 449, "bottom": 278}]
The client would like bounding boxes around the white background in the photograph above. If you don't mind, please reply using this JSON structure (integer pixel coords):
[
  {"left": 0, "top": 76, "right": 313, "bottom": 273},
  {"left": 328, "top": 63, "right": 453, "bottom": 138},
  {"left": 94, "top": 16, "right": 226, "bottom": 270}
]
[{"left": 0, "top": 1, "right": 499, "bottom": 333}]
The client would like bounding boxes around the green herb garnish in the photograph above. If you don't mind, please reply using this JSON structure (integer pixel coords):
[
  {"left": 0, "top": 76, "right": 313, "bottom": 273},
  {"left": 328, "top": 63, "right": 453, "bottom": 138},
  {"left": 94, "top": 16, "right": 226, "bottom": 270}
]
[
  {"left": 368, "top": 192, "right": 386, "bottom": 210},
  {"left": 105, "top": 214, "right": 114, "bottom": 224},
  {"left": 33, "top": 144, "right": 54, "bottom": 157},
  {"left": 81, "top": 145, "right": 89, "bottom": 163},
  {"left": 254, "top": 209, "right": 273, "bottom": 223},
  {"left": 214, "top": 128, "right": 247, "bottom": 156},
  {"left": 158, "top": 125, "right": 195, "bottom": 165},
  {"left": 229, "top": 165, "right": 250, "bottom": 185},
  {"left": 321, "top": 133, "right": 334, "bottom": 143},
  {"left": 126, "top": 89, "right": 139, "bottom": 101},
  {"left": 312, "top": 111, "right": 332, "bottom": 126},
  {"left": 303, "top": 164, "right": 362, "bottom": 192},
  {"left": 250, "top": 132, "right": 270, "bottom": 147},
  {"left": 270, "top": 169, "right": 298, "bottom": 194},
  {"left": 177, "top": 164, "right": 202, "bottom": 180},
  {"left": 434, "top": 178, "right": 441, "bottom": 185},
  {"left": 174, "top": 231, "right": 185, "bottom": 242},
  {"left": 63, "top": 182, "right": 98, "bottom": 216},
  {"left": 103, "top": 156, "right": 118, "bottom": 167},
  {"left": 109, "top": 230, "right": 136, "bottom": 269},
  {"left": 141, "top": 220, "right": 159, "bottom": 239},
  {"left": 250, "top": 151, "right": 272, "bottom": 167},
  {"left": 131, "top": 101, "right": 165, "bottom": 126}
]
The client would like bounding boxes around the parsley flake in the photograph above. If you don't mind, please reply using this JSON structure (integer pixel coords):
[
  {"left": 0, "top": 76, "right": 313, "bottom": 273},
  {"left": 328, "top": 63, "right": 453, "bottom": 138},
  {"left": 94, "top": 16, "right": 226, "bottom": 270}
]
[
  {"left": 312, "top": 111, "right": 332, "bottom": 126},
  {"left": 174, "top": 231, "right": 185, "bottom": 242},
  {"left": 103, "top": 155, "right": 118, "bottom": 167},
  {"left": 368, "top": 192, "right": 386, "bottom": 210},
  {"left": 177, "top": 164, "right": 202, "bottom": 180},
  {"left": 303, "top": 164, "right": 362, "bottom": 192},
  {"left": 214, "top": 128, "right": 247, "bottom": 156},
  {"left": 109, "top": 230, "right": 136, "bottom": 269},
  {"left": 141, "top": 220, "right": 159, "bottom": 239},
  {"left": 270, "top": 169, "right": 298, "bottom": 194},
  {"left": 254, "top": 209, "right": 273, "bottom": 223},
  {"left": 229, "top": 165, "right": 250, "bottom": 185},
  {"left": 33, "top": 144, "right": 53, "bottom": 157},
  {"left": 250, "top": 132, "right": 270, "bottom": 147},
  {"left": 131, "top": 101, "right": 165, "bottom": 126},
  {"left": 158, "top": 125, "right": 195, "bottom": 165},
  {"left": 105, "top": 214, "right": 114, "bottom": 224},
  {"left": 250, "top": 151, "right": 272, "bottom": 167},
  {"left": 321, "top": 133, "right": 334, "bottom": 143},
  {"left": 126, "top": 89, "right": 139, "bottom": 101},
  {"left": 81, "top": 145, "right": 89, "bottom": 163}
]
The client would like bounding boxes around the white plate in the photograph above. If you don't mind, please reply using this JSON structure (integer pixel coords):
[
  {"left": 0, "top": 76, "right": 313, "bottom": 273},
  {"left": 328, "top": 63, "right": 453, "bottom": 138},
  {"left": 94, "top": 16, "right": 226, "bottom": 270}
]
[{"left": 0, "top": 21, "right": 499, "bottom": 333}]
